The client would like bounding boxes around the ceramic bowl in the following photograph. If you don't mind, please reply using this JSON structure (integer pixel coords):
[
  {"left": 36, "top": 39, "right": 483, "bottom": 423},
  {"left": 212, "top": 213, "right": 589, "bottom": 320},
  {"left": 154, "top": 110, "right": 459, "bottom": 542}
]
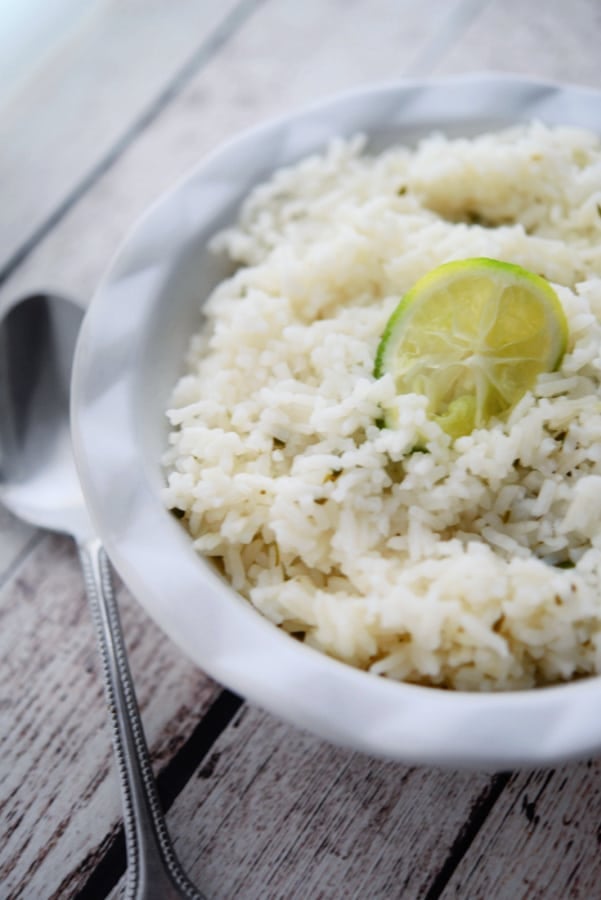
[{"left": 72, "top": 74, "right": 601, "bottom": 769}]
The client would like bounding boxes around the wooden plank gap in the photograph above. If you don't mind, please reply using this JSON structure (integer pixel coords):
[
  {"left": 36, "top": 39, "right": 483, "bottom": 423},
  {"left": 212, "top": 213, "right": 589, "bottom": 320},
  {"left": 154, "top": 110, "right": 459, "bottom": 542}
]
[
  {"left": 73, "top": 689, "right": 244, "bottom": 900},
  {"left": 0, "top": 0, "right": 265, "bottom": 294},
  {"left": 69, "top": 827, "right": 124, "bottom": 900},
  {"left": 158, "top": 689, "right": 245, "bottom": 810},
  {"left": 404, "top": 0, "right": 492, "bottom": 78},
  {"left": 422, "top": 770, "right": 512, "bottom": 900}
]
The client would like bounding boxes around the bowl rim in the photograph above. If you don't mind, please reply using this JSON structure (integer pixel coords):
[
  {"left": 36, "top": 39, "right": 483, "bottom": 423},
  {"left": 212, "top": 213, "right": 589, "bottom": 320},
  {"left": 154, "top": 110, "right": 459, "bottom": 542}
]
[{"left": 72, "top": 72, "right": 601, "bottom": 769}]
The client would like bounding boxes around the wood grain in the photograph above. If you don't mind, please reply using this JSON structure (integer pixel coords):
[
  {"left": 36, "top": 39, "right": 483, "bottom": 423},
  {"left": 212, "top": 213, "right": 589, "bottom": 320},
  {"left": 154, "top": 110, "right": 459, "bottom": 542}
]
[
  {"left": 110, "top": 704, "right": 496, "bottom": 900},
  {"left": 441, "top": 762, "right": 601, "bottom": 899},
  {"left": 0, "top": 534, "right": 218, "bottom": 899}
]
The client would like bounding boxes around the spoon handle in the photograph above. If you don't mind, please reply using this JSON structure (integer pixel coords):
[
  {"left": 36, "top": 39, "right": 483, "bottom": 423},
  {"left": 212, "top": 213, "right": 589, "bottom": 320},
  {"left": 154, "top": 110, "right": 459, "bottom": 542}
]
[{"left": 78, "top": 536, "right": 206, "bottom": 900}]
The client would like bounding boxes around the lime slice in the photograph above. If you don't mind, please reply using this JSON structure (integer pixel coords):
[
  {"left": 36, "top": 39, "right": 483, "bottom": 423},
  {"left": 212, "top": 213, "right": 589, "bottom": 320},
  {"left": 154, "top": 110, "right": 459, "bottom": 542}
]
[{"left": 374, "top": 258, "right": 568, "bottom": 437}]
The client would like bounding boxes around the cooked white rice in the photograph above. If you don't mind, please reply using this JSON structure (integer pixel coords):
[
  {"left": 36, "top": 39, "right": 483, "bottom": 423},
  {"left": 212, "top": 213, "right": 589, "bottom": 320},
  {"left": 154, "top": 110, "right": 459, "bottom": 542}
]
[{"left": 163, "top": 122, "right": 601, "bottom": 691}]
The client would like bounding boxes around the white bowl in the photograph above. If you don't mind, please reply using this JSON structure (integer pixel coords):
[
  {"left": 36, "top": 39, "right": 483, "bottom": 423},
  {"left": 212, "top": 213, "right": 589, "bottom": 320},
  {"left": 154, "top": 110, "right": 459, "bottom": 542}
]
[{"left": 72, "top": 74, "right": 601, "bottom": 770}]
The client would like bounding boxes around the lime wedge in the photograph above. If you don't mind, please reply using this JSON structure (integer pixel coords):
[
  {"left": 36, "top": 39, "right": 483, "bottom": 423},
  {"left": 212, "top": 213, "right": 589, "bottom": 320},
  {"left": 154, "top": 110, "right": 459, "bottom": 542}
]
[{"left": 374, "top": 258, "right": 568, "bottom": 437}]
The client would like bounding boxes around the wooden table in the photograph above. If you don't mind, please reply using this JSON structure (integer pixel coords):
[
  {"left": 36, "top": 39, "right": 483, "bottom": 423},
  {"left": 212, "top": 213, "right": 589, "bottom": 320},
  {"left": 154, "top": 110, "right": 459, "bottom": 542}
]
[{"left": 1, "top": 2, "right": 601, "bottom": 897}]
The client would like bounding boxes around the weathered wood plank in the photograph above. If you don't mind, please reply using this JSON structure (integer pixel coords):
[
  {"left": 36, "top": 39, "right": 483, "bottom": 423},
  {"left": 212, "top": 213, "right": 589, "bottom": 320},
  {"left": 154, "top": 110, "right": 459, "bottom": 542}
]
[
  {"left": 109, "top": 705, "right": 493, "bottom": 900},
  {"left": 0, "top": 535, "right": 219, "bottom": 899},
  {"left": 0, "top": 0, "right": 464, "bottom": 312},
  {"left": 433, "top": 0, "right": 601, "bottom": 86},
  {"left": 0, "top": 0, "right": 245, "bottom": 274},
  {"left": 440, "top": 762, "right": 601, "bottom": 899}
]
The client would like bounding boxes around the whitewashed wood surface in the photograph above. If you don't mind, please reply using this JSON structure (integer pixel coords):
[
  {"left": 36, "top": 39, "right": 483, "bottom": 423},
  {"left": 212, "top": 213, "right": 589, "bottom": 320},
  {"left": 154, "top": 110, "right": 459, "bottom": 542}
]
[{"left": 1, "top": 1, "right": 601, "bottom": 898}]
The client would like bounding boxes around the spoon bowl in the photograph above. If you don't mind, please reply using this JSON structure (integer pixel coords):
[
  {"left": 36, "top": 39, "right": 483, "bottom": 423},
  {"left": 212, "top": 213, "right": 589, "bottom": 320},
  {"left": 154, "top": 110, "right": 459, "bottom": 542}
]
[{"left": 0, "top": 295, "right": 88, "bottom": 535}]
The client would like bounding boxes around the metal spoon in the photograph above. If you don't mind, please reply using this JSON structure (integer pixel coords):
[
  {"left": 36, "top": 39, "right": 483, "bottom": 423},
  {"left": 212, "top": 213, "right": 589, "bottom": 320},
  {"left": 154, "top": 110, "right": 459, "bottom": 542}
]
[{"left": 0, "top": 294, "right": 205, "bottom": 900}]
